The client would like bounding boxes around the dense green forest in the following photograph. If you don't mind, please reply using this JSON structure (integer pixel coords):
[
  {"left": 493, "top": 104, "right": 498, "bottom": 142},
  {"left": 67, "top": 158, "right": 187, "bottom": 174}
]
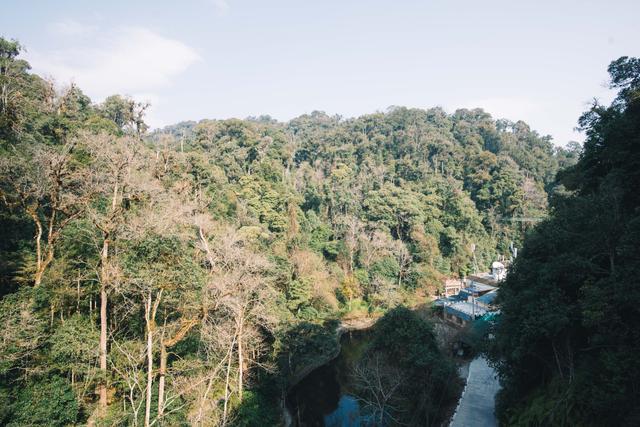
[
  {"left": 490, "top": 57, "right": 640, "bottom": 426},
  {"left": 0, "top": 34, "right": 582, "bottom": 426}
]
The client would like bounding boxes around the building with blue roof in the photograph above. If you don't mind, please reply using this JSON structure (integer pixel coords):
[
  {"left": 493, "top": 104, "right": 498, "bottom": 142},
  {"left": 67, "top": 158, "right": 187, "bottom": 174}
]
[
  {"left": 437, "top": 262, "right": 504, "bottom": 326},
  {"left": 444, "top": 301, "right": 488, "bottom": 326},
  {"left": 477, "top": 290, "right": 498, "bottom": 310}
]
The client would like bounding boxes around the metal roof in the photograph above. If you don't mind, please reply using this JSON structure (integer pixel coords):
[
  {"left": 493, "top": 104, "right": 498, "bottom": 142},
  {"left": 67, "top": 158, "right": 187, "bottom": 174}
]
[
  {"left": 477, "top": 290, "right": 498, "bottom": 305},
  {"left": 467, "top": 273, "right": 499, "bottom": 286},
  {"left": 445, "top": 301, "right": 488, "bottom": 321},
  {"left": 465, "top": 282, "right": 498, "bottom": 293}
]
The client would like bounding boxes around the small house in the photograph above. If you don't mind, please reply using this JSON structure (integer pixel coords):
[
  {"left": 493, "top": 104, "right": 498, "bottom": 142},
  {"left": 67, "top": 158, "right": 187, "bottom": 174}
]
[
  {"left": 437, "top": 260, "right": 506, "bottom": 327},
  {"left": 443, "top": 278, "right": 464, "bottom": 297},
  {"left": 476, "top": 290, "right": 498, "bottom": 310},
  {"left": 444, "top": 301, "right": 487, "bottom": 326}
]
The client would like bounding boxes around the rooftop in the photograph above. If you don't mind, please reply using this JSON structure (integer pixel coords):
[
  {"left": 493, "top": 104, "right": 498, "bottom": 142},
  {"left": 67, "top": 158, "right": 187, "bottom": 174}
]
[
  {"left": 445, "top": 301, "right": 488, "bottom": 320},
  {"left": 467, "top": 272, "right": 499, "bottom": 286},
  {"left": 464, "top": 282, "right": 498, "bottom": 294},
  {"left": 477, "top": 290, "right": 498, "bottom": 305}
]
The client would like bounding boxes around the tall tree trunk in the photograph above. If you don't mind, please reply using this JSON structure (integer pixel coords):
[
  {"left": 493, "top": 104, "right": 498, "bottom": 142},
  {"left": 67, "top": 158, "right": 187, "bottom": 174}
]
[
  {"left": 222, "top": 334, "right": 237, "bottom": 426},
  {"left": 144, "top": 290, "right": 161, "bottom": 427},
  {"left": 36, "top": 244, "right": 55, "bottom": 287},
  {"left": 98, "top": 238, "right": 109, "bottom": 412},
  {"left": 98, "top": 180, "right": 121, "bottom": 413},
  {"left": 195, "top": 376, "right": 214, "bottom": 425},
  {"left": 145, "top": 318, "right": 153, "bottom": 427},
  {"left": 30, "top": 210, "right": 44, "bottom": 286},
  {"left": 157, "top": 317, "right": 199, "bottom": 418},
  {"left": 157, "top": 343, "right": 167, "bottom": 418},
  {"left": 237, "top": 319, "right": 244, "bottom": 400}
]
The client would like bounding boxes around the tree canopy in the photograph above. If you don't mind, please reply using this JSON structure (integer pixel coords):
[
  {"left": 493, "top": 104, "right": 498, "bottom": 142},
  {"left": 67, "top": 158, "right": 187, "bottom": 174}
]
[
  {"left": 0, "top": 36, "right": 584, "bottom": 426},
  {"left": 490, "top": 56, "right": 640, "bottom": 426}
]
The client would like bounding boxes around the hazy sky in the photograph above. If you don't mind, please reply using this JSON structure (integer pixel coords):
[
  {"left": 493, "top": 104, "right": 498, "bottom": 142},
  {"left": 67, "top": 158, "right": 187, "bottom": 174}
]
[{"left": 2, "top": 0, "right": 639, "bottom": 144}]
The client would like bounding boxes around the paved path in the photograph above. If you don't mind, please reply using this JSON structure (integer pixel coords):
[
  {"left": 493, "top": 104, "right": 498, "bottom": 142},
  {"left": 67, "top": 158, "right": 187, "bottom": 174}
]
[{"left": 450, "top": 356, "right": 500, "bottom": 427}]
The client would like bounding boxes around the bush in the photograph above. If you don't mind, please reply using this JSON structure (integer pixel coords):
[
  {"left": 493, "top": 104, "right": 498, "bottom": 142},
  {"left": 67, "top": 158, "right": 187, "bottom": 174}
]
[
  {"left": 231, "top": 390, "right": 280, "bottom": 427},
  {"left": 9, "top": 375, "right": 79, "bottom": 426},
  {"left": 363, "top": 306, "right": 458, "bottom": 425}
]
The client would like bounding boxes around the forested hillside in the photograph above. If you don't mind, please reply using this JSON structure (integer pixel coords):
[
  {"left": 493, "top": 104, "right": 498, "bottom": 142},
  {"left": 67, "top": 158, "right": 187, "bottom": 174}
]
[
  {"left": 0, "top": 36, "right": 576, "bottom": 425},
  {"left": 490, "top": 57, "right": 640, "bottom": 426}
]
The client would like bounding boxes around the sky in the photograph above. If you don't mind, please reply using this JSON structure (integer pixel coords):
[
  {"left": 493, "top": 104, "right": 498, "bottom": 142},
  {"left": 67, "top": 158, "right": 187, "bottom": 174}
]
[{"left": 2, "top": 0, "right": 639, "bottom": 145}]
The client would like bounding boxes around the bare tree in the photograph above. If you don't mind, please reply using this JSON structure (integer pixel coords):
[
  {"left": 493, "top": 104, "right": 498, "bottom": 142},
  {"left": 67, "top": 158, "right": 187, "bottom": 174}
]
[
  {"left": 352, "top": 354, "right": 406, "bottom": 426},
  {"left": 0, "top": 140, "right": 91, "bottom": 285},
  {"left": 358, "top": 228, "right": 393, "bottom": 270},
  {"left": 111, "top": 338, "right": 147, "bottom": 427},
  {"left": 336, "top": 214, "right": 364, "bottom": 273},
  {"left": 143, "top": 289, "right": 162, "bottom": 427},
  {"left": 200, "top": 225, "right": 278, "bottom": 424},
  {"left": 0, "top": 291, "right": 46, "bottom": 372},
  {"left": 391, "top": 239, "right": 412, "bottom": 287},
  {"left": 156, "top": 316, "right": 200, "bottom": 419},
  {"left": 83, "top": 132, "right": 142, "bottom": 413}
]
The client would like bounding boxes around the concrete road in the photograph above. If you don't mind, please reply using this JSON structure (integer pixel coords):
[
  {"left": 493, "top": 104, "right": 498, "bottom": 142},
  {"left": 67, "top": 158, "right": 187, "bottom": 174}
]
[{"left": 450, "top": 356, "right": 500, "bottom": 427}]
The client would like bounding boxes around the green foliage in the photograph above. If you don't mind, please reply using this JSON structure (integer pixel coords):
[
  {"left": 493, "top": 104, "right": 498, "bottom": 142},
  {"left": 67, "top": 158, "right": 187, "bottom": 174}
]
[
  {"left": 372, "top": 306, "right": 439, "bottom": 365},
  {"left": 0, "top": 35, "right": 585, "bottom": 426},
  {"left": 353, "top": 268, "right": 370, "bottom": 288},
  {"left": 370, "top": 256, "right": 400, "bottom": 281},
  {"left": 0, "top": 288, "right": 46, "bottom": 376},
  {"left": 340, "top": 274, "right": 362, "bottom": 302},
  {"left": 306, "top": 211, "right": 332, "bottom": 251},
  {"left": 0, "top": 386, "right": 10, "bottom": 425},
  {"left": 363, "top": 183, "right": 426, "bottom": 240},
  {"left": 239, "top": 175, "right": 290, "bottom": 232},
  {"left": 98, "top": 94, "right": 148, "bottom": 135},
  {"left": 491, "top": 57, "right": 640, "bottom": 426},
  {"left": 231, "top": 389, "right": 280, "bottom": 427},
  {"left": 365, "top": 306, "right": 458, "bottom": 425},
  {"left": 49, "top": 314, "right": 99, "bottom": 374},
  {"left": 286, "top": 278, "right": 313, "bottom": 313},
  {"left": 276, "top": 321, "right": 340, "bottom": 377},
  {"left": 9, "top": 375, "right": 79, "bottom": 426}
]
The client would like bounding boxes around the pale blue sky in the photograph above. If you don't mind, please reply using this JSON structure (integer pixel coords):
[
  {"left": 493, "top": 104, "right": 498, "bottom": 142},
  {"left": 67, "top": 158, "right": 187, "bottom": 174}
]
[{"left": 2, "top": 0, "right": 639, "bottom": 144}]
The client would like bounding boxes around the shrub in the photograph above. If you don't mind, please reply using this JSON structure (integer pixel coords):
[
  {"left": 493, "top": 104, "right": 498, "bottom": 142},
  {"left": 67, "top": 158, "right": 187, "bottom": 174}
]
[{"left": 9, "top": 375, "right": 79, "bottom": 426}]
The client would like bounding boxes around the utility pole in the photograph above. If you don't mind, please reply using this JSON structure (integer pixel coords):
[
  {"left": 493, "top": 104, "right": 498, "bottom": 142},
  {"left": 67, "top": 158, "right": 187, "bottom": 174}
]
[
  {"left": 472, "top": 294, "right": 475, "bottom": 319},
  {"left": 471, "top": 243, "right": 478, "bottom": 274}
]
